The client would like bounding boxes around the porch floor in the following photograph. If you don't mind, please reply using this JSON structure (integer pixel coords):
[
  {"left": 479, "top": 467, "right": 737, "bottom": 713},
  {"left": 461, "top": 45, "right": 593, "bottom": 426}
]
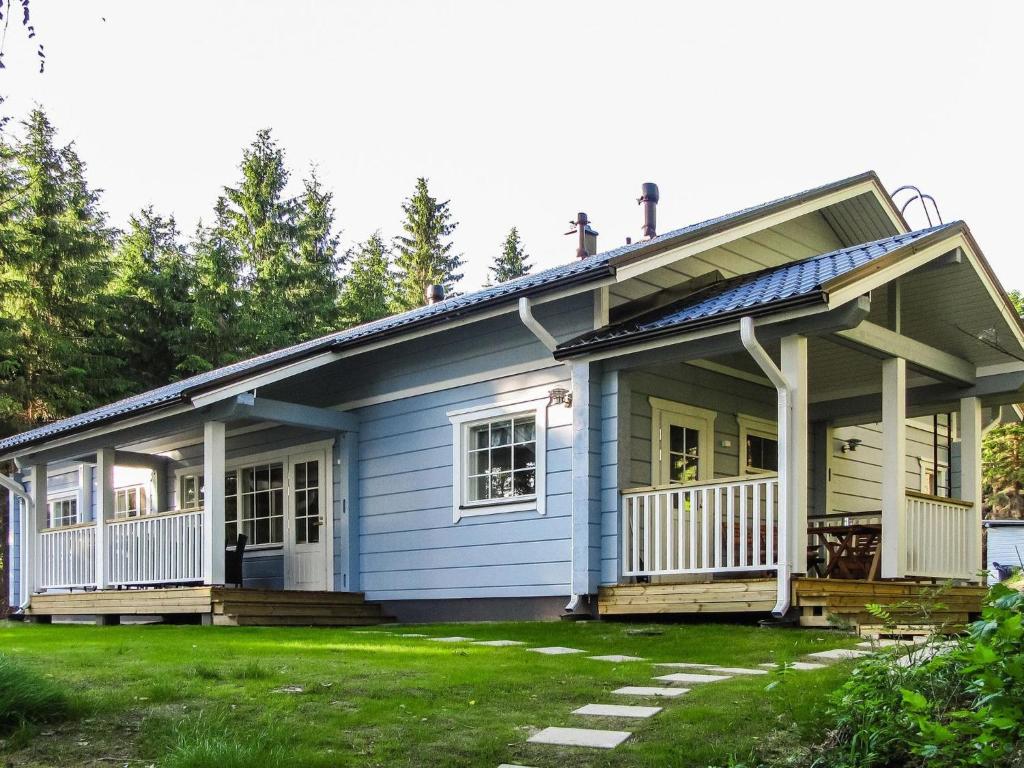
[
  {"left": 598, "top": 578, "right": 986, "bottom": 632},
  {"left": 26, "top": 587, "right": 394, "bottom": 627}
]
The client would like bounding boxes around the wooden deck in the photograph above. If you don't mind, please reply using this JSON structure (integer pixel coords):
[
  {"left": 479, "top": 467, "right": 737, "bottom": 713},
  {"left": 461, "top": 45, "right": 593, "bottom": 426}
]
[
  {"left": 598, "top": 577, "right": 986, "bottom": 632},
  {"left": 26, "top": 587, "right": 394, "bottom": 627}
]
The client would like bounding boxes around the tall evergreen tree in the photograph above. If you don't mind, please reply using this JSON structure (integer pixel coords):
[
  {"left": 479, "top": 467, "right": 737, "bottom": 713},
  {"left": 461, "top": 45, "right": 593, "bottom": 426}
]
[
  {"left": 109, "top": 208, "right": 194, "bottom": 390},
  {"left": 293, "top": 170, "right": 343, "bottom": 338},
  {"left": 393, "top": 177, "right": 463, "bottom": 309},
  {"left": 0, "top": 109, "right": 120, "bottom": 436},
  {"left": 490, "top": 227, "right": 531, "bottom": 284},
  {"left": 339, "top": 232, "right": 395, "bottom": 326}
]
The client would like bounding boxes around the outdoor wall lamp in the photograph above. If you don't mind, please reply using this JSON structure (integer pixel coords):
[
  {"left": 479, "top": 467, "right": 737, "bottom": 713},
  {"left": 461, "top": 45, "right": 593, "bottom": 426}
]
[
  {"left": 548, "top": 387, "right": 573, "bottom": 408},
  {"left": 840, "top": 438, "right": 862, "bottom": 454}
]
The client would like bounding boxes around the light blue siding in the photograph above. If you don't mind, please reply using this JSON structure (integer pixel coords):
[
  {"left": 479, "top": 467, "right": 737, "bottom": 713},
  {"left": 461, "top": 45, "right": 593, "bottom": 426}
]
[{"left": 243, "top": 553, "right": 284, "bottom": 590}]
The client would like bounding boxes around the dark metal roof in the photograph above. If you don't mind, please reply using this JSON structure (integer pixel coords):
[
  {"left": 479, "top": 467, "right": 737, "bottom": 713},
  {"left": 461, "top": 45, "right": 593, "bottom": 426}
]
[
  {"left": 0, "top": 171, "right": 891, "bottom": 456},
  {"left": 555, "top": 223, "right": 958, "bottom": 357}
]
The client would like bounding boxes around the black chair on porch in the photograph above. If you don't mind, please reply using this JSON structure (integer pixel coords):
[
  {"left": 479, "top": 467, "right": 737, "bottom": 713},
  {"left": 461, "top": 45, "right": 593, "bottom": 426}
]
[{"left": 225, "top": 534, "right": 248, "bottom": 588}]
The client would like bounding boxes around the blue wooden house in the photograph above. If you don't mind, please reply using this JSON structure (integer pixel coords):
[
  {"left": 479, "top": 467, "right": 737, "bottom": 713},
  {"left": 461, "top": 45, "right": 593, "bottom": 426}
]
[{"left": 2, "top": 172, "right": 1017, "bottom": 628}]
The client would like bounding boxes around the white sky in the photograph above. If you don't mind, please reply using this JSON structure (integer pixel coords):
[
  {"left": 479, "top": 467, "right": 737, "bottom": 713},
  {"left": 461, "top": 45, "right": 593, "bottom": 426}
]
[{"left": 2, "top": 1, "right": 1023, "bottom": 292}]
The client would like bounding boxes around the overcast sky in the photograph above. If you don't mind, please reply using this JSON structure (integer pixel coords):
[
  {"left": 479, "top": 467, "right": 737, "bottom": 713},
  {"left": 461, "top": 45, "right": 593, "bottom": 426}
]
[{"left": 2, "top": 1, "right": 1022, "bottom": 292}]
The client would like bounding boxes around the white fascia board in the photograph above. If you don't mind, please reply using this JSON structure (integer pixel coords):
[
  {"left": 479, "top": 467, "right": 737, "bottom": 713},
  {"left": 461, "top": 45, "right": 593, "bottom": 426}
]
[{"left": 614, "top": 180, "right": 890, "bottom": 283}]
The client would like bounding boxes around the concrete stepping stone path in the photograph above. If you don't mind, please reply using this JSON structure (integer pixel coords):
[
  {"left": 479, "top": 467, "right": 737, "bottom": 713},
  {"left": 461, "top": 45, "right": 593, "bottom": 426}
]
[
  {"left": 498, "top": 764, "right": 537, "bottom": 768},
  {"left": 808, "top": 648, "right": 872, "bottom": 661},
  {"left": 653, "top": 661, "right": 718, "bottom": 669},
  {"left": 703, "top": 666, "right": 768, "bottom": 676},
  {"left": 655, "top": 662, "right": 765, "bottom": 675},
  {"left": 399, "top": 633, "right": 427, "bottom": 637},
  {"left": 473, "top": 640, "right": 526, "bottom": 647},
  {"left": 587, "top": 654, "right": 646, "bottom": 662},
  {"left": 430, "top": 636, "right": 474, "bottom": 642},
  {"left": 527, "top": 646, "right": 586, "bottom": 655},
  {"left": 574, "top": 703, "right": 661, "bottom": 718},
  {"left": 654, "top": 672, "right": 732, "bottom": 684},
  {"left": 612, "top": 685, "right": 689, "bottom": 698},
  {"left": 527, "top": 727, "right": 632, "bottom": 749},
  {"left": 759, "top": 661, "right": 827, "bottom": 671}
]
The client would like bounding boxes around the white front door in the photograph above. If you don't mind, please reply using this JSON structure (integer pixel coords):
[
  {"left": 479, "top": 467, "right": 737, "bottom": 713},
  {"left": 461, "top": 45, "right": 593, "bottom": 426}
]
[
  {"left": 650, "top": 399, "right": 716, "bottom": 485},
  {"left": 285, "top": 453, "right": 328, "bottom": 591}
]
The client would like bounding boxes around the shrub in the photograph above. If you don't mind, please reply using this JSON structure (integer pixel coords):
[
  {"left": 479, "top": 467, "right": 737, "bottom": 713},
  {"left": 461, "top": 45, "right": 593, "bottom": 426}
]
[
  {"left": 822, "top": 583, "right": 1024, "bottom": 768},
  {"left": 0, "top": 653, "right": 71, "bottom": 733}
]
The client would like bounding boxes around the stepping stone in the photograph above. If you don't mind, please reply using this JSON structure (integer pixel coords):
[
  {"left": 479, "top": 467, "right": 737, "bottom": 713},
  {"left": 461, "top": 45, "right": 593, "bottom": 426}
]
[
  {"left": 759, "top": 662, "right": 827, "bottom": 671},
  {"left": 857, "top": 639, "right": 902, "bottom": 648},
  {"left": 613, "top": 686, "right": 688, "bottom": 698},
  {"left": 473, "top": 640, "right": 526, "bottom": 647},
  {"left": 498, "top": 765, "right": 538, "bottom": 768},
  {"left": 400, "top": 633, "right": 427, "bottom": 637},
  {"left": 705, "top": 666, "right": 768, "bottom": 676},
  {"left": 587, "top": 654, "right": 646, "bottom": 662},
  {"left": 430, "top": 636, "right": 474, "bottom": 642},
  {"left": 654, "top": 662, "right": 718, "bottom": 669},
  {"left": 654, "top": 672, "right": 732, "bottom": 684},
  {"left": 527, "top": 727, "right": 631, "bottom": 749},
  {"left": 808, "top": 648, "right": 871, "bottom": 661},
  {"left": 574, "top": 703, "right": 661, "bottom": 718},
  {"left": 527, "top": 646, "right": 585, "bottom": 655}
]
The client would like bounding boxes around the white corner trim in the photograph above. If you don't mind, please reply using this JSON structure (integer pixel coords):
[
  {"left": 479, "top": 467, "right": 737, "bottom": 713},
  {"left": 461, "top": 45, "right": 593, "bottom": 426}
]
[{"left": 450, "top": 400, "right": 548, "bottom": 523}]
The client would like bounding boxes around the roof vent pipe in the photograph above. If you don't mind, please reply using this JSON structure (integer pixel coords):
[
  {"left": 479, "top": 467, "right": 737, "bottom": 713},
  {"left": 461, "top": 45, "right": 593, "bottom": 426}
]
[
  {"left": 566, "top": 212, "right": 599, "bottom": 259},
  {"left": 638, "top": 182, "right": 659, "bottom": 240},
  {"left": 424, "top": 284, "right": 445, "bottom": 305}
]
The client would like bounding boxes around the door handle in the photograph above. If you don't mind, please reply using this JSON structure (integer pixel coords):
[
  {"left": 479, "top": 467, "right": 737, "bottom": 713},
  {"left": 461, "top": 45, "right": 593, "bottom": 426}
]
[{"left": 314, "top": 516, "right": 325, "bottom": 527}]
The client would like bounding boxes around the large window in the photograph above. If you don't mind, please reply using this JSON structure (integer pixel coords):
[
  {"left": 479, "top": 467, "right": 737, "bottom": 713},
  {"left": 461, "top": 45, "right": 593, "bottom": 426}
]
[
  {"left": 738, "top": 414, "right": 779, "bottom": 475},
  {"left": 179, "top": 463, "right": 285, "bottom": 547},
  {"left": 47, "top": 495, "right": 78, "bottom": 528},
  {"left": 114, "top": 485, "right": 150, "bottom": 519},
  {"left": 450, "top": 401, "right": 547, "bottom": 521}
]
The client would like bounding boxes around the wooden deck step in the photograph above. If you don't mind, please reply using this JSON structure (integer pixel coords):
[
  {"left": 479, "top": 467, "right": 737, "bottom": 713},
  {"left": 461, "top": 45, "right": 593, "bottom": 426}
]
[{"left": 599, "top": 578, "right": 777, "bottom": 616}]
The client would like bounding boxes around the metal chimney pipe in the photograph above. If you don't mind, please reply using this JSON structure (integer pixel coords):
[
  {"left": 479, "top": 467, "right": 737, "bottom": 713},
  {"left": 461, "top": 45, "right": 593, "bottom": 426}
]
[
  {"left": 639, "top": 182, "right": 659, "bottom": 240},
  {"left": 424, "top": 284, "right": 445, "bottom": 305},
  {"left": 566, "top": 212, "right": 599, "bottom": 259}
]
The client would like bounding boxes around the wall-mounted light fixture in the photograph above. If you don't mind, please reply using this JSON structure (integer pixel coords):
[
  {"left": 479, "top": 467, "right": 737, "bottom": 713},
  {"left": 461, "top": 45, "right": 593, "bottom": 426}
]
[
  {"left": 548, "top": 387, "right": 573, "bottom": 408},
  {"left": 840, "top": 438, "right": 862, "bottom": 454}
]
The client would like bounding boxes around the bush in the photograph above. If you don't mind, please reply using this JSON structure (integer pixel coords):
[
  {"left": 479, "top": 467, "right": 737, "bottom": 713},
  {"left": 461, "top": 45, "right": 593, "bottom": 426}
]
[
  {"left": 822, "top": 583, "right": 1024, "bottom": 768},
  {"left": 0, "top": 653, "right": 71, "bottom": 733}
]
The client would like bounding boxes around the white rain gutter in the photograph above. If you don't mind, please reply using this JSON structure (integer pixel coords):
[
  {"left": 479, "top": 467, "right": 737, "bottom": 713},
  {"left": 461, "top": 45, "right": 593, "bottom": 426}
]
[
  {"left": 518, "top": 297, "right": 583, "bottom": 613},
  {"left": 0, "top": 471, "right": 32, "bottom": 611},
  {"left": 739, "top": 317, "right": 792, "bottom": 617}
]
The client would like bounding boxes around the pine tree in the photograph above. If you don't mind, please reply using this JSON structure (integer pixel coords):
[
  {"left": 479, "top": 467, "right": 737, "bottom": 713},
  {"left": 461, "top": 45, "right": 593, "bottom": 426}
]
[
  {"left": 109, "top": 208, "right": 194, "bottom": 390},
  {"left": 293, "top": 170, "right": 343, "bottom": 338},
  {"left": 491, "top": 227, "right": 531, "bottom": 283},
  {"left": 393, "top": 177, "right": 463, "bottom": 309},
  {"left": 0, "top": 109, "right": 120, "bottom": 436},
  {"left": 339, "top": 232, "right": 395, "bottom": 326}
]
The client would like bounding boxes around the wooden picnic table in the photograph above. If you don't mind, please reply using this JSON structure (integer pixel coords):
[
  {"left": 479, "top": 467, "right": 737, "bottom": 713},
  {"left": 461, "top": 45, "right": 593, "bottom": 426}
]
[{"left": 809, "top": 523, "right": 882, "bottom": 581}]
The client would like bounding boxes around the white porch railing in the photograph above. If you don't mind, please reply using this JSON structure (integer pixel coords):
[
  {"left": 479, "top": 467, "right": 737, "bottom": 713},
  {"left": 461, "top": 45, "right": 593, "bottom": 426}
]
[
  {"left": 621, "top": 474, "right": 779, "bottom": 577},
  {"left": 38, "top": 523, "right": 96, "bottom": 589},
  {"left": 106, "top": 510, "right": 205, "bottom": 586},
  {"left": 904, "top": 491, "right": 976, "bottom": 580}
]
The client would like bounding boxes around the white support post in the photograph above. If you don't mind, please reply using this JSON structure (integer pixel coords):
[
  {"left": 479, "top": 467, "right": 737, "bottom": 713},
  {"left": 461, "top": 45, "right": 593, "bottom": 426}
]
[
  {"left": 95, "top": 448, "right": 115, "bottom": 589},
  {"left": 569, "top": 360, "right": 597, "bottom": 607},
  {"left": 881, "top": 357, "right": 907, "bottom": 578},
  {"left": 203, "top": 420, "right": 226, "bottom": 585},
  {"left": 781, "top": 336, "right": 808, "bottom": 573},
  {"left": 27, "top": 463, "right": 46, "bottom": 596},
  {"left": 959, "top": 396, "right": 983, "bottom": 578}
]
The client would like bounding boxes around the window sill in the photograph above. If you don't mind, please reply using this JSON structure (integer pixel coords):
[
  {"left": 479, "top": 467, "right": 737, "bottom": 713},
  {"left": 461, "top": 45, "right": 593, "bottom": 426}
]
[{"left": 455, "top": 496, "right": 542, "bottom": 522}]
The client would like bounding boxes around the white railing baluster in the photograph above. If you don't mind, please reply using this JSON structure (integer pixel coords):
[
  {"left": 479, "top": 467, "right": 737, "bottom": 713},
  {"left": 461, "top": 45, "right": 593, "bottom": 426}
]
[{"left": 900, "top": 491, "right": 975, "bottom": 580}]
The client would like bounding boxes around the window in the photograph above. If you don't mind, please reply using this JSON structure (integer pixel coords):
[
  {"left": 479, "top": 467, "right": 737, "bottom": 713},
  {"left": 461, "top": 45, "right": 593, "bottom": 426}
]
[
  {"left": 46, "top": 495, "right": 78, "bottom": 528},
  {"left": 179, "top": 465, "right": 284, "bottom": 547},
  {"left": 919, "top": 457, "right": 949, "bottom": 497},
  {"left": 293, "top": 459, "right": 321, "bottom": 545},
  {"left": 649, "top": 398, "right": 716, "bottom": 484},
  {"left": 180, "top": 473, "right": 203, "bottom": 510},
  {"left": 450, "top": 400, "right": 548, "bottom": 521},
  {"left": 738, "top": 414, "right": 779, "bottom": 475},
  {"left": 114, "top": 485, "right": 150, "bottom": 519}
]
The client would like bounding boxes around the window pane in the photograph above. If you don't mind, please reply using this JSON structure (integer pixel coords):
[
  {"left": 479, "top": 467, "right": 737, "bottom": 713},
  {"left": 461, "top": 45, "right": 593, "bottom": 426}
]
[
  {"left": 307, "top": 488, "right": 319, "bottom": 515},
  {"left": 670, "top": 425, "right": 687, "bottom": 453},
  {"left": 490, "top": 420, "right": 512, "bottom": 447},
  {"left": 256, "top": 517, "right": 270, "bottom": 545},
  {"left": 225, "top": 472, "right": 237, "bottom": 497},
  {"left": 491, "top": 471, "right": 513, "bottom": 498},
  {"left": 491, "top": 446, "right": 512, "bottom": 472},
  {"left": 270, "top": 463, "right": 283, "bottom": 488},
  {"left": 226, "top": 520, "right": 238, "bottom": 546},
  {"left": 296, "top": 519, "right": 306, "bottom": 544},
  {"left": 513, "top": 470, "right": 536, "bottom": 495},
  {"left": 514, "top": 418, "right": 535, "bottom": 443},
  {"left": 470, "top": 450, "right": 489, "bottom": 475},
  {"left": 513, "top": 444, "right": 535, "bottom": 470},
  {"left": 470, "top": 475, "right": 489, "bottom": 501},
  {"left": 256, "top": 493, "right": 269, "bottom": 517},
  {"left": 241, "top": 468, "right": 255, "bottom": 494},
  {"left": 308, "top": 519, "right": 319, "bottom": 544},
  {"left": 271, "top": 516, "right": 283, "bottom": 544},
  {"left": 471, "top": 425, "right": 489, "bottom": 450},
  {"left": 295, "top": 462, "right": 307, "bottom": 490}
]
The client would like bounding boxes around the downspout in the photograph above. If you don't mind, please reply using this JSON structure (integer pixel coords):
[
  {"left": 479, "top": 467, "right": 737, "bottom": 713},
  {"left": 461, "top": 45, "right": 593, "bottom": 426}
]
[
  {"left": 518, "top": 297, "right": 583, "bottom": 612},
  {"left": 739, "top": 317, "right": 792, "bottom": 617},
  {"left": 0, "top": 471, "right": 33, "bottom": 611}
]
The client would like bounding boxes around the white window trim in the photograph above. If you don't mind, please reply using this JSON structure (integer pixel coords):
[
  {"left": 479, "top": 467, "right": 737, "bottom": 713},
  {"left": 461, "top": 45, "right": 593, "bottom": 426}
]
[
  {"left": 172, "top": 438, "right": 335, "bottom": 551},
  {"left": 737, "top": 413, "right": 779, "bottom": 476},
  {"left": 449, "top": 398, "right": 548, "bottom": 522},
  {"left": 918, "top": 455, "right": 950, "bottom": 496},
  {"left": 649, "top": 397, "right": 717, "bottom": 484}
]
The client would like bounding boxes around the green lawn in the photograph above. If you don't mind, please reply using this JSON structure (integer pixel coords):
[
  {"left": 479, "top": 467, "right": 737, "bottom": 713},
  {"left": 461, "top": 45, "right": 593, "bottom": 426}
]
[{"left": 0, "top": 619, "right": 862, "bottom": 767}]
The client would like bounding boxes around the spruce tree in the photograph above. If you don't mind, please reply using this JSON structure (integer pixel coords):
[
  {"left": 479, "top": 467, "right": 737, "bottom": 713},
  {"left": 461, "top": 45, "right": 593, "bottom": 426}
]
[
  {"left": 109, "top": 208, "right": 194, "bottom": 389},
  {"left": 491, "top": 227, "right": 531, "bottom": 283},
  {"left": 0, "top": 109, "right": 120, "bottom": 435},
  {"left": 393, "top": 177, "right": 463, "bottom": 309},
  {"left": 339, "top": 232, "right": 395, "bottom": 326},
  {"left": 293, "top": 170, "right": 343, "bottom": 338}
]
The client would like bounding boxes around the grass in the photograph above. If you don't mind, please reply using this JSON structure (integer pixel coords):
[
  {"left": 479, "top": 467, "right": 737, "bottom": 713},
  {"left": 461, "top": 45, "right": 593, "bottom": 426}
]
[
  {"left": 0, "top": 619, "right": 864, "bottom": 767},
  {"left": 0, "top": 653, "right": 71, "bottom": 735}
]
